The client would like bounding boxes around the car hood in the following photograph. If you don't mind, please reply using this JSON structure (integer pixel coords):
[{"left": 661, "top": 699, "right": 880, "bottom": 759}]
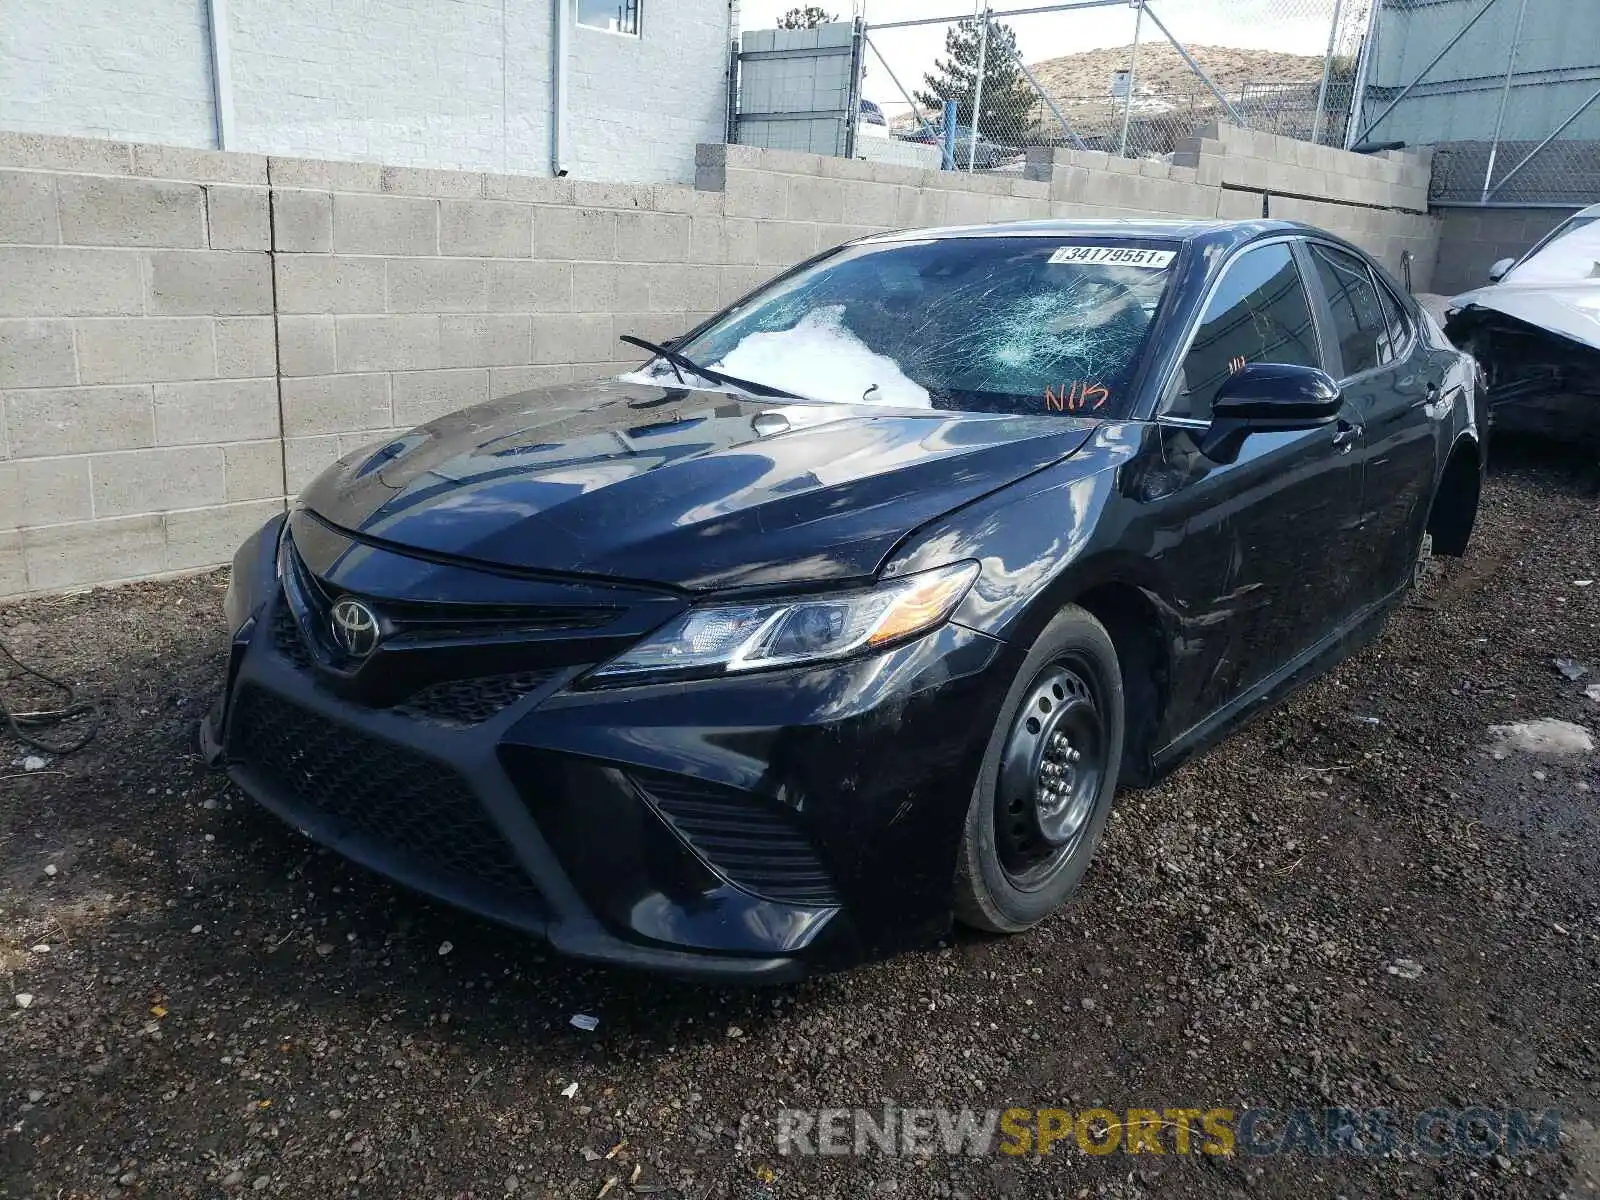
[
  {"left": 299, "top": 379, "right": 1100, "bottom": 591},
  {"left": 1450, "top": 281, "right": 1600, "bottom": 352}
]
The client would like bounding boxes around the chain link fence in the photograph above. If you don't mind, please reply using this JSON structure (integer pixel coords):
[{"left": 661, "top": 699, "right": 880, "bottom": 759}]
[
  {"left": 854, "top": 0, "right": 1366, "bottom": 173},
  {"left": 1346, "top": 0, "right": 1600, "bottom": 205}
]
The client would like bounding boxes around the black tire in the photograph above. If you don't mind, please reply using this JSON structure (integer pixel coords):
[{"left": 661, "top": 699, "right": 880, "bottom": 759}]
[{"left": 954, "top": 605, "right": 1125, "bottom": 933}]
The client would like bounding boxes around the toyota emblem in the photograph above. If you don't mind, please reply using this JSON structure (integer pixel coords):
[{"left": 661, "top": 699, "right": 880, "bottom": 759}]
[{"left": 329, "top": 597, "right": 381, "bottom": 658}]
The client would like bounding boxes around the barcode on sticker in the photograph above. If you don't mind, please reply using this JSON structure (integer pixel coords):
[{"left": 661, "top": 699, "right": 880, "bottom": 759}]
[{"left": 1047, "top": 246, "right": 1176, "bottom": 268}]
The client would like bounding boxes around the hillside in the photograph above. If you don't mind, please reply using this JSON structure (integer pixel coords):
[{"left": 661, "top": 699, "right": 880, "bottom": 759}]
[{"left": 1029, "top": 42, "right": 1326, "bottom": 102}]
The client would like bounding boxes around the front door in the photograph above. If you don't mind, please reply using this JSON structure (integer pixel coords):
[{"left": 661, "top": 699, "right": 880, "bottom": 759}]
[{"left": 1152, "top": 239, "right": 1366, "bottom": 724}]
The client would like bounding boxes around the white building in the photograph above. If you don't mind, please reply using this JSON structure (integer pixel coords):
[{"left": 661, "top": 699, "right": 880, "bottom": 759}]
[{"left": 0, "top": 0, "right": 735, "bottom": 183}]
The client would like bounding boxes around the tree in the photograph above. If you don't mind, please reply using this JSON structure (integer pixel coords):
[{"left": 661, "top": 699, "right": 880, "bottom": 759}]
[
  {"left": 914, "top": 17, "right": 1037, "bottom": 140},
  {"left": 777, "top": 6, "right": 836, "bottom": 28}
]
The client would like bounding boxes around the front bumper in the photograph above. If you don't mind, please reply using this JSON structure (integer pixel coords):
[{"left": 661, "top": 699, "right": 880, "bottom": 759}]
[{"left": 205, "top": 515, "right": 1016, "bottom": 979}]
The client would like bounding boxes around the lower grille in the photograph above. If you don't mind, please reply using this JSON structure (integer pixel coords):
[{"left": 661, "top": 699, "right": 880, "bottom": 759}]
[
  {"left": 631, "top": 770, "right": 841, "bottom": 907},
  {"left": 228, "top": 686, "right": 539, "bottom": 904},
  {"left": 271, "top": 601, "right": 313, "bottom": 671},
  {"left": 395, "top": 672, "right": 556, "bottom": 727}
]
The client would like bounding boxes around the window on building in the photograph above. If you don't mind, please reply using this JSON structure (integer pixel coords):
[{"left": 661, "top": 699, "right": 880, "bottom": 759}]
[
  {"left": 1167, "top": 242, "right": 1320, "bottom": 421},
  {"left": 1308, "top": 242, "right": 1387, "bottom": 377},
  {"left": 577, "top": 0, "right": 641, "bottom": 35}
]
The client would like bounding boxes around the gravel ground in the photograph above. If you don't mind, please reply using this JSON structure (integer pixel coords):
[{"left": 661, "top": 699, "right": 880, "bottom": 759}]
[{"left": 4, "top": 444, "right": 1600, "bottom": 1200}]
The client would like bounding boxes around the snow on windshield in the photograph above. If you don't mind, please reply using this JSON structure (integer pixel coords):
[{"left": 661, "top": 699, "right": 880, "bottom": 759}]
[
  {"left": 710, "top": 306, "right": 931, "bottom": 408},
  {"left": 1507, "top": 218, "right": 1600, "bottom": 285}
]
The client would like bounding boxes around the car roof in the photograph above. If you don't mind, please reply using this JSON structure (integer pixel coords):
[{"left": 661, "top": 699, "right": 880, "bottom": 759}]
[{"left": 863, "top": 217, "right": 1315, "bottom": 255}]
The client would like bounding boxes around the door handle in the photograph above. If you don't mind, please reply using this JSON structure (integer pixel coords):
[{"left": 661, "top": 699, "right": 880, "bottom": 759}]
[{"left": 1331, "top": 420, "right": 1362, "bottom": 452}]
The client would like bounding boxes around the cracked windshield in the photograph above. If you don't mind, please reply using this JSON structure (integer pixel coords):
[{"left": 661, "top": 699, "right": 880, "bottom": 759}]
[{"left": 669, "top": 236, "right": 1176, "bottom": 417}]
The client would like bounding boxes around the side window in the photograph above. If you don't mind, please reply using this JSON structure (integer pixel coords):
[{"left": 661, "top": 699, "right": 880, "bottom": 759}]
[
  {"left": 1169, "top": 243, "right": 1320, "bottom": 420},
  {"left": 1374, "top": 277, "right": 1411, "bottom": 363},
  {"left": 1308, "top": 243, "right": 1387, "bottom": 376}
]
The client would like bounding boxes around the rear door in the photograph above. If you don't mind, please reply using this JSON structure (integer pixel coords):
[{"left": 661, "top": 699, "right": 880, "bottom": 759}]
[
  {"left": 1303, "top": 241, "right": 1443, "bottom": 606},
  {"left": 1153, "top": 238, "right": 1366, "bottom": 719}
]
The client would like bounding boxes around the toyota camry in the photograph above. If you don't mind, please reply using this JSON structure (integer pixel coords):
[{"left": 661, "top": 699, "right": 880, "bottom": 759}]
[{"left": 203, "top": 219, "right": 1484, "bottom": 979}]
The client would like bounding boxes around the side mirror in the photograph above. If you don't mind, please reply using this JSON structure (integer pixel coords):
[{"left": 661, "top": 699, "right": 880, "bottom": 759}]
[
  {"left": 1488, "top": 256, "right": 1515, "bottom": 283},
  {"left": 1198, "top": 363, "right": 1343, "bottom": 463}
]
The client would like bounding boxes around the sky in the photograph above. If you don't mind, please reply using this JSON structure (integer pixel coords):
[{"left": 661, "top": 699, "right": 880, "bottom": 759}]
[{"left": 738, "top": 0, "right": 1346, "bottom": 112}]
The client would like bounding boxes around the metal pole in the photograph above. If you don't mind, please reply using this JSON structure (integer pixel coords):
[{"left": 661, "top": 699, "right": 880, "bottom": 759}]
[
  {"left": 1311, "top": 0, "right": 1344, "bottom": 145},
  {"left": 944, "top": 98, "right": 959, "bottom": 169},
  {"left": 205, "top": 0, "right": 236, "bottom": 149},
  {"left": 843, "top": 16, "right": 865, "bottom": 159},
  {"left": 969, "top": 3, "right": 991, "bottom": 171},
  {"left": 1119, "top": 0, "right": 1144, "bottom": 156},
  {"left": 1343, "top": 0, "right": 1381, "bottom": 150},
  {"left": 1481, "top": 0, "right": 1530, "bottom": 202},
  {"left": 1140, "top": 4, "right": 1245, "bottom": 125},
  {"left": 1014, "top": 50, "right": 1088, "bottom": 149},
  {"left": 1486, "top": 79, "right": 1600, "bottom": 200},
  {"left": 1350, "top": 0, "right": 1500, "bottom": 146},
  {"left": 870, "top": 0, "right": 1124, "bottom": 32}
]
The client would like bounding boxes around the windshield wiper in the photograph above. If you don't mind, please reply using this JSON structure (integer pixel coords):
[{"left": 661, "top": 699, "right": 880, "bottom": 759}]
[{"left": 618, "top": 334, "right": 808, "bottom": 402}]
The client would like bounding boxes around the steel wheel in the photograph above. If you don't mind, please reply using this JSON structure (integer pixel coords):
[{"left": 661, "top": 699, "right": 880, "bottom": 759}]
[{"left": 993, "top": 660, "right": 1106, "bottom": 891}]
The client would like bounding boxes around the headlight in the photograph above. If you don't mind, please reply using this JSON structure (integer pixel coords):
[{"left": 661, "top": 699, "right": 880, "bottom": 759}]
[{"left": 587, "top": 560, "right": 980, "bottom": 685}]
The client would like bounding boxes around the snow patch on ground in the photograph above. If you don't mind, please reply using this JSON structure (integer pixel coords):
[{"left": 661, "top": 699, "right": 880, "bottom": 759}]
[
  {"left": 711, "top": 307, "right": 931, "bottom": 409},
  {"left": 1487, "top": 719, "right": 1595, "bottom": 757}
]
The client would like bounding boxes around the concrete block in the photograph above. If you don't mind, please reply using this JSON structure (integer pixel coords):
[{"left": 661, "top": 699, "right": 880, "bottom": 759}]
[
  {"left": 439, "top": 315, "right": 531, "bottom": 367},
  {"left": 331, "top": 194, "right": 438, "bottom": 255},
  {"left": 386, "top": 258, "right": 489, "bottom": 313},
  {"left": 648, "top": 265, "right": 720, "bottom": 313},
  {"left": 3, "top": 385, "right": 155, "bottom": 457},
  {"left": 0, "top": 131, "right": 132, "bottom": 175},
  {"left": 267, "top": 156, "right": 381, "bottom": 193},
  {"left": 0, "top": 458, "right": 93, "bottom": 526},
  {"left": 440, "top": 200, "right": 531, "bottom": 258},
  {"left": 0, "top": 172, "right": 60, "bottom": 244},
  {"left": 91, "top": 445, "right": 226, "bottom": 517},
  {"left": 723, "top": 168, "right": 788, "bottom": 220},
  {"left": 895, "top": 187, "right": 948, "bottom": 229},
  {"left": 133, "top": 144, "right": 267, "bottom": 186},
  {"left": 0, "top": 247, "right": 144, "bottom": 317},
  {"left": 214, "top": 317, "right": 277, "bottom": 379},
  {"left": 532, "top": 207, "right": 615, "bottom": 260},
  {"left": 1217, "top": 188, "right": 1266, "bottom": 220},
  {"left": 277, "top": 315, "right": 336, "bottom": 377},
  {"left": 57, "top": 176, "right": 206, "bottom": 248},
  {"left": 0, "top": 320, "right": 76, "bottom": 388},
  {"left": 652, "top": 184, "right": 719, "bottom": 214},
  {"left": 284, "top": 434, "right": 342, "bottom": 492},
  {"left": 755, "top": 221, "right": 817, "bottom": 266},
  {"left": 281, "top": 374, "right": 391, "bottom": 438},
  {"left": 944, "top": 190, "right": 991, "bottom": 226},
  {"left": 392, "top": 368, "right": 490, "bottom": 426},
  {"left": 23, "top": 515, "right": 166, "bottom": 590},
  {"left": 0, "top": 530, "right": 20, "bottom": 595},
  {"left": 571, "top": 263, "right": 646, "bottom": 314},
  {"left": 223, "top": 441, "right": 285, "bottom": 502},
  {"left": 381, "top": 165, "right": 483, "bottom": 199},
  {"left": 77, "top": 317, "right": 214, "bottom": 384},
  {"left": 271, "top": 190, "right": 332, "bottom": 253},
  {"left": 166, "top": 500, "right": 284, "bottom": 571},
  {"left": 609, "top": 312, "right": 683, "bottom": 348},
  {"left": 490, "top": 365, "right": 575, "bottom": 396},
  {"left": 570, "top": 180, "right": 650, "bottom": 210},
  {"left": 153, "top": 378, "right": 280, "bottom": 445},
  {"left": 614, "top": 212, "right": 691, "bottom": 263},
  {"left": 719, "top": 266, "right": 774, "bottom": 308},
  {"left": 688, "top": 216, "right": 728, "bottom": 264},
  {"left": 786, "top": 175, "right": 846, "bottom": 223},
  {"left": 206, "top": 186, "right": 270, "bottom": 250},
  {"left": 722, "top": 218, "right": 760, "bottom": 265},
  {"left": 274, "top": 255, "right": 386, "bottom": 314},
  {"left": 482, "top": 174, "right": 574, "bottom": 205},
  {"left": 335, "top": 315, "right": 442, "bottom": 372},
  {"left": 488, "top": 261, "right": 573, "bottom": 312},
  {"left": 146, "top": 250, "right": 273, "bottom": 316},
  {"left": 531, "top": 314, "right": 612, "bottom": 364}
]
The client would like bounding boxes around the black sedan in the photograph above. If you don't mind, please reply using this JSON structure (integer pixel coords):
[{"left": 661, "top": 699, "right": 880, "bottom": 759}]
[{"left": 203, "top": 219, "right": 1484, "bottom": 979}]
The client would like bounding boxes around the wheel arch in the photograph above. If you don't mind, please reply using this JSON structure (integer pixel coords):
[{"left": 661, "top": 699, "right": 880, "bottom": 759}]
[
  {"left": 1428, "top": 432, "right": 1482, "bottom": 557},
  {"left": 1071, "top": 580, "right": 1170, "bottom": 789}
]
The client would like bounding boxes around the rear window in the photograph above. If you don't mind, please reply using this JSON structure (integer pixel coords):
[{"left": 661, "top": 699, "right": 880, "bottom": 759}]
[{"left": 670, "top": 236, "right": 1178, "bottom": 419}]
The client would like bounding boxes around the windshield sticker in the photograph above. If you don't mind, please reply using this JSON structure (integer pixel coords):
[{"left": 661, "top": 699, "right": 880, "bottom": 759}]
[
  {"left": 1045, "top": 381, "right": 1111, "bottom": 412},
  {"left": 1048, "top": 246, "right": 1175, "bottom": 269}
]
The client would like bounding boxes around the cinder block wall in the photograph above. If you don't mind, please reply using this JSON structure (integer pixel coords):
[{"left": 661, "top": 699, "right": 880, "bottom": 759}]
[
  {"left": 0, "top": 126, "right": 1437, "bottom": 600},
  {"left": 1430, "top": 205, "right": 1580, "bottom": 296}
]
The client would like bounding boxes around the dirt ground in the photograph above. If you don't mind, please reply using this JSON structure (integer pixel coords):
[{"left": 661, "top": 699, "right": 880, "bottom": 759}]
[{"left": 4, "top": 443, "right": 1600, "bottom": 1200}]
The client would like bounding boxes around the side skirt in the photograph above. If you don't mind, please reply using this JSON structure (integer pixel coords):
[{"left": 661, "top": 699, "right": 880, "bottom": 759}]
[{"left": 1146, "top": 588, "right": 1404, "bottom": 783}]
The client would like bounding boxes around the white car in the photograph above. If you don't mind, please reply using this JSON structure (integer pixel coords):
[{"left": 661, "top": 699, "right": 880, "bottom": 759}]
[{"left": 1447, "top": 203, "right": 1600, "bottom": 439}]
